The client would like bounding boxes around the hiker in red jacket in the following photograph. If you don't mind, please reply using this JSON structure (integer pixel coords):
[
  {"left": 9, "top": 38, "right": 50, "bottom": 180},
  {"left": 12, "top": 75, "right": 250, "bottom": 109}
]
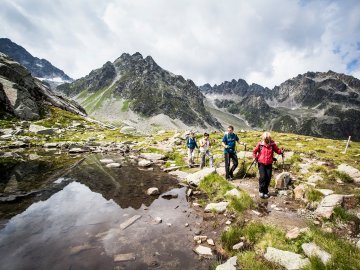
[{"left": 253, "top": 132, "right": 283, "bottom": 199}]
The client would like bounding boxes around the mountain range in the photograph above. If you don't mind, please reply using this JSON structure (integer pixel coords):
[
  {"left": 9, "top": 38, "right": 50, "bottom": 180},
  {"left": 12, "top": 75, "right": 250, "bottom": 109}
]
[{"left": 0, "top": 38, "right": 72, "bottom": 83}]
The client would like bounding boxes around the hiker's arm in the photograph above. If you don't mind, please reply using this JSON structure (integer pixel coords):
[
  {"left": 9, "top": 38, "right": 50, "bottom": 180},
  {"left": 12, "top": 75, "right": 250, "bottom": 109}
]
[
  {"left": 273, "top": 144, "right": 283, "bottom": 155},
  {"left": 222, "top": 136, "right": 228, "bottom": 148},
  {"left": 252, "top": 143, "right": 260, "bottom": 159}
]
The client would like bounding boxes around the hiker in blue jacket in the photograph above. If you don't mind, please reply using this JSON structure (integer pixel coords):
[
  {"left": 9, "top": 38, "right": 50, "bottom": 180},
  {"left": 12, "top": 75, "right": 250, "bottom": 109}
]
[
  {"left": 222, "top": 126, "right": 246, "bottom": 180},
  {"left": 186, "top": 131, "right": 199, "bottom": 168}
]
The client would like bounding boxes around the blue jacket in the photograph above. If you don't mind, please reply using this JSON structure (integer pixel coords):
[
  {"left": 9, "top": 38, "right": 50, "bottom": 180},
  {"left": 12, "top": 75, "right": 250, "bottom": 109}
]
[
  {"left": 222, "top": 133, "right": 239, "bottom": 154},
  {"left": 186, "top": 137, "right": 198, "bottom": 149}
]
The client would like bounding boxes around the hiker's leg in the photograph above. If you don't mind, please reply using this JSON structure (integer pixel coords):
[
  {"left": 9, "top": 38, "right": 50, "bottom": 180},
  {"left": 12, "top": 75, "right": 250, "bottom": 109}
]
[
  {"left": 229, "top": 153, "right": 238, "bottom": 177},
  {"left": 224, "top": 153, "right": 230, "bottom": 179},
  {"left": 264, "top": 164, "right": 272, "bottom": 194},
  {"left": 187, "top": 148, "right": 192, "bottom": 166},
  {"left": 191, "top": 149, "right": 196, "bottom": 164},
  {"left": 207, "top": 151, "right": 213, "bottom": 168},
  {"left": 258, "top": 163, "right": 267, "bottom": 193},
  {"left": 200, "top": 152, "right": 205, "bottom": 169}
]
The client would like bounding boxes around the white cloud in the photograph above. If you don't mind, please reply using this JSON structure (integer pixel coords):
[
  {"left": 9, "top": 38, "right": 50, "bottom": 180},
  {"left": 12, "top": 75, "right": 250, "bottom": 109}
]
[{"left": 0, "top": 0, "right": 359, "bottom": 88}]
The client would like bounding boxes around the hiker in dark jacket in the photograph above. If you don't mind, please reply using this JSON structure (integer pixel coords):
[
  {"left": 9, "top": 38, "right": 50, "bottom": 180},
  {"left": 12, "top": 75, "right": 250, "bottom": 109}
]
[
  {"left": 253, "top": 132, "right": 283, "bottom": 199},
  {"left": 222, "top": 126, "right": 245, "bottom": 180},
  {"left": 186, "top": 131, "right": 198, "bottom": 168}
]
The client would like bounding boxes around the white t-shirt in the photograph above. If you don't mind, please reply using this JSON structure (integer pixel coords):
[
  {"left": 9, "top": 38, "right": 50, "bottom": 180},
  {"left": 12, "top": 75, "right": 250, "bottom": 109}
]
[{"left": 199, "top": 138, "right": 210, "bottom": 152}]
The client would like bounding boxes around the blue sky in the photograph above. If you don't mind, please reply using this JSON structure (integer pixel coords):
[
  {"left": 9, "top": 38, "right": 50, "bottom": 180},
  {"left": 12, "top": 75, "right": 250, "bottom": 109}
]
[{"left": 0, "top": 0, "right": 359, "bottom": 87}]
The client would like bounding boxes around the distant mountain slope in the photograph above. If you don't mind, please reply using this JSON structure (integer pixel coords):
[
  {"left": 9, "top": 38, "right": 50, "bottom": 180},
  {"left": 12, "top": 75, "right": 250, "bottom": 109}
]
[
  {"left": 201, "top": 71, "right": 360, "bottom": 141},
  {"left": 0, "top": 38, "right": 72, "bottom": 82},
  {"left": 0, "top": 52, "right": 85, "bottom": 120},
  {"left": 57, "top": 53, "right": 221, "bottom": 131}
]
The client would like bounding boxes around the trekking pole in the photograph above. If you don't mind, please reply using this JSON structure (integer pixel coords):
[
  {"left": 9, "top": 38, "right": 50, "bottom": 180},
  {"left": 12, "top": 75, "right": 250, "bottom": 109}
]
[{"left": 243, "top": 159, "right": 257, "bottom": 179}]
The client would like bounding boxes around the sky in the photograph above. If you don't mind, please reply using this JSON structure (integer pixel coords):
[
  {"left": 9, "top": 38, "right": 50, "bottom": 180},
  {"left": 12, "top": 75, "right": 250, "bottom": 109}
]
[{"left": 0, "top": 0, "right": 359, "bottom": 88}]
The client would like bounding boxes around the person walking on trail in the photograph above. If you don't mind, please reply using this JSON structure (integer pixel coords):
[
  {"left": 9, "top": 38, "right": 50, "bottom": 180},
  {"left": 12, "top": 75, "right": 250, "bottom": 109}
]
[
  {"left": 253, "top": 132, "right": 283, "bottom": 199},
  {"left": 186, "top": 131, "right": 198, "bottom": 168},
  {"left": 222, "top": 126, "right": 246, "bottom": 180},
  {"left": 199, "top": 132, "right": 214, "bottom": 169}
]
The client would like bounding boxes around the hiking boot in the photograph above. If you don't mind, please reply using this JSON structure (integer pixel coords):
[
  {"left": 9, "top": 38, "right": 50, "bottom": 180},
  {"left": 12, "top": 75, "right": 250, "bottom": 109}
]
[
  {"left": 263, "top": 194, "right": 270, "bottom": 199},
  {"left": 226, "top": 176, "right": 233, "bottom": 181},
  {"left": 259, "top": 193, "right": 264, "bottom": 199}
]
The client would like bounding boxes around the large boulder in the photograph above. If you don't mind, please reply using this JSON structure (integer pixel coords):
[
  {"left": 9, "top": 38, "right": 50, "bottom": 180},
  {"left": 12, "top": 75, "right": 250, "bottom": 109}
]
[
  {"left": 264, "top": 247, "right": 310, "bottom": 270},
  {"left": 275, "top": 172, "right": 293, "bottom": 189},
  {"left": 185, "top": 168, "right": 216, "bottom": 186},
  {"left": 337, "top": 164, "right": 360, "bottom": 183},
  {"left": 140, "top": 153, "right": 166, "bottom": 161},
  {"left": 120, "top": 126, "right": 137, "bottom": 135}
]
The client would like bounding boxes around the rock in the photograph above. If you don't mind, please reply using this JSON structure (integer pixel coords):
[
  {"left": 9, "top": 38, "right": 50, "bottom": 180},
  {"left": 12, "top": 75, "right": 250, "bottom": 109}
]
[
  {"left": 337, "top": 164, "right": 360, "bottom": 183},
  {"left": 207, "top": 239, "right": 215, "bottom": 246},
  {"left": 0, "top": 134, "right": 13, "bottom": 140},
  {"left": 343, "top": 194, "right": 358, "bottom": 209},
  {"left": 106, "top": 163, "right": 121, "bottom": 168},
  {"left": 315, "top": 194, "right": 344, "bottom": 219},
  {"left": 215, "top": 256, "right": 237, "bottom": 270},
  {"left": 114, "top": 253, "right": 136, "bottom": 262},
  {"left": 169, "top": 170, "right": 189, "bottom": 180},
  {"left": 264, "top": 247, "right": 310, "bottom": 270},
  {"left": 10, "top": 141, "right": 28, "bottom": 148},
  {"left": 316, "top": 189, "right": 334, "bottom": 196},
  {"left": 161, "top": 193, "right": 178, "bottom": 199},
  {"left": 185, "top": 223, "right": 189, "bottom": 227},
  {"left": 232, "top": 242, "right": 244, "bottom": 250},
  {"left": 225, "top": 220, "right": 232, "bottom": 225},
  {"left": 185, "top": 168, "right": 216, "bottom": 186},
  {"left": 138, "top": 159, "right": 152, "bottom": 167},
  {"left": 153, "top": 217, "right": 162, "bottom": 224},
  {"left": 100, "top": 159, "right": 114, "bottom": 163},
  {"left": 308, "top": 174, "right": 323, "bottom": 184},
  {"left": 147, "top": 187, "right": 160, "bottom": 196},
  {"left": 194, "top": 228, "right": 202, "bottom": 235},
  {"left": 29, "top": 124, "right": 55, "bottom": 135},
  {"left": 194, "top": 236, "right": 207, "bottom": 242},
  {"left": 187, "top": 189, "right": 193, "bottom": 197},
  {"left": 225, "top": 188, "right": 241, "bottom": 197},
  {"left": 69, "top": 243, "right": 93, "bottom": 254},
  {"left": 69, "top": 148, "right": 87, "bottom": 153},
  {"left": 120, "top": 215, "right": 142, "bottom": 230},
  {"left": 275, "top": 172, "right": 292, "bottom": 189},
  {"left": 204, "top": 202, "right": 229, "bottom": 213},
  {"left": 43, "top": 142, "right": 58, "bottom": 148},
  {"left": 357, "top": 239, "right": 360, "bottom": 249},
  {"left": 286, "top": 227, "right": 301, "bottom": 240},
  {"left": 140, "top": 153, "right": 166, "bottom": 161},
  {"left": 120, "top": 126, "right": 137, "bottom": 135},
  {"left": 302, "top": 243, "right": 331, "bottom": 265},
  {"left": 294, "top": 184, "right": 307, "bottom": 200},
  {"left": 193, "top": 245, "right": 213, "bottom": 258}
]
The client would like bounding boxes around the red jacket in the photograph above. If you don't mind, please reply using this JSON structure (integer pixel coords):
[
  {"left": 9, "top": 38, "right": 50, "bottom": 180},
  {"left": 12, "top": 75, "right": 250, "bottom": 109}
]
[{"left": 253, "top": 140, "right": 282, "bottom": 165}]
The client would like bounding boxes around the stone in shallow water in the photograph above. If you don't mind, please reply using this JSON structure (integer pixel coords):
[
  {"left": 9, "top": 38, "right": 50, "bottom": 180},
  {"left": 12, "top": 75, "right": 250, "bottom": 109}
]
[
  {"left": 138, "top": 159, "right": 152, "bottom": 167},
  {"left": 264, "top": 247, "right": 310, "bottom": 270},
  {"left": 185, "top": 168, "right": 216, "bottom": 186},
  {"left": 106, "top": 163, "right": 121, "bottom": 168},
  {"left": 140, "top": 153, "right": 166, "bottom": 161},
  {"left": 113, "top": 253, "right": 136, "bottom": 262},
  {"left": 147, "top": 187, "right": 160, "bottom": 196},
  {"left": 100, "top": 159, "right": 114, "bottom": 163}
]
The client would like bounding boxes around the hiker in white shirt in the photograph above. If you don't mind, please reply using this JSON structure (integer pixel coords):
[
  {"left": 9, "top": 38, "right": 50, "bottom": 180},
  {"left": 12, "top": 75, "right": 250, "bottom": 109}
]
[{"left": 199, "top": 132, "right": 213, "bottom": 169}]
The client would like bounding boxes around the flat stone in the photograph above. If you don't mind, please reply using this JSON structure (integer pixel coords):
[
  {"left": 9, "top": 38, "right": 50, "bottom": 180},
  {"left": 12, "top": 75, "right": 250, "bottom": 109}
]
[
  {"left": 114, "top": 253, "right": 136, "bottom": 262},
  {"left": 0, "top": 134, "right": 13, "bottom": 140},
  {"left": 207, "top": 239, "right": 215, "bottom": 246},
  {"left": 264, "top": 247, "right": 310, "bottom": 270},
  {"left": 106, "top": 163, "right": 121, "bottom": 168},
  {"left": 161, "top": 193, "right": 178, "bottom": 199},
  {"left": 204, "top": 202, "right": 229, "bottom": 213},
  {"left": 337, "top": 164, "right": 360, "bottom": 183},
  {"left": 215, "top": 256, "right": 237, "bottom": 270},
  {"left": 43, "top": 142, "right": 58, "bottom": 148},
  {"left": 308, "top": 174, "right": 323, "bottom": 184},
  {"left": 286, "top": 227, "right": 301, "bottom": 240},
  {"left": 120, "top": 215, "right": 142, "bottom": 230},
  {"left": 70, "top": 243, "right": 93, "bottom": 254},
  {"left": 225, "top": 188, "right": 241, "bottom": 197},
  {"left": 147, "top": 187, "right": 160, "bottom": 196},
  {"left": 315, "top": 194, "right": 344, "bottom": 219},
  {"left": 316, "top": 189, "right": 334, "bottom": 196},
  {"left": 169, "top": 170, "right": 189, "bottom": 180},
  {"left": 232, "top": 242, "right": 244, "bottom": 250},
  {"left": 140, "top": 153, "right": 166, "bottom": 161},
  {"left": 193, "top": 245, "right": 213, "bottom": 258},
  {"left": 302, "top": 243, "right": 331, "bottom": 265},
  {"left": 69, "top": 148, "right": 87, "bottom": 153},
  {"left": 153, "top": 217, "right": 162, "bottom": 224},
  {"left": 29, "top": 124, "right": 55, "bottom": 135},
  {"left": 100, "top": 159, "right": 114, "bottom": 163},
  {"left": 138, "top": 159, "right": 152, "bottom": 167},
  {"left": 120, "top": 126, "right": 136, "bottom": 135},
  {"left": 194, "top": 235, "right": 207, "bottom": 242},
  {"left": 185, "top": 168, "right": 216, "bottom": 186},
  {"left": 275, "top": 172, "right": 292, "bottom": 189}
]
